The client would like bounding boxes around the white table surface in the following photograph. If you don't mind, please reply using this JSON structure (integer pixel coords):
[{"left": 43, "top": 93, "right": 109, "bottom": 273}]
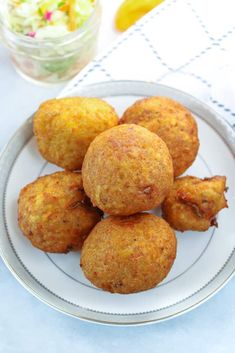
[{"left": 0, "top": 1, "right": 235, "bottom": 352}]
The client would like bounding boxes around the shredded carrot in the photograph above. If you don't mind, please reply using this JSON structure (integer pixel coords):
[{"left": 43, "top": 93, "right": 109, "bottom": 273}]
[
  {"left": 68, "top": 0, "right": 76, "bottom": 31},
  {"left": 59, "top": 1, "right": 69, "bottom": 13}
]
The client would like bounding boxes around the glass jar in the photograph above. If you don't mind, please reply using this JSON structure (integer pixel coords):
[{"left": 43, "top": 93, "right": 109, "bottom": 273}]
[{"left": 0, "top": 1, "right": 101, "bottom": 84}]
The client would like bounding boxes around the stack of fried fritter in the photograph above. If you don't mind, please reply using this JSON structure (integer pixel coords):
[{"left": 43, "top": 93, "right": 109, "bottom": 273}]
[{"left": 18, "top": 96, "right": 228, "bottom": 294}]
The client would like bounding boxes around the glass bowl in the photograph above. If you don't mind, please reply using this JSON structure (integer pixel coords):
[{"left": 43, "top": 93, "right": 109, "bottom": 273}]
[{"left": 0, "top": 1, "right": 101, "bottom": 84}]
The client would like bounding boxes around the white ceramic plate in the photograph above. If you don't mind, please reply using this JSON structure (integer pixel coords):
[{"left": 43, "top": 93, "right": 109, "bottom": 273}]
[{"left": 0, "top": 81, "right": 235, "bottom": 326}]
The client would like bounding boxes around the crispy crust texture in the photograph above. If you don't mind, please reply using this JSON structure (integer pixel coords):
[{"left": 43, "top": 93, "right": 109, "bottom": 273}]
[
  {"left": 81, "top": 214, "right": 177, "bottom": 294},
  {"left": 82, "top": 124, "right": 174, "bottom": 215},
  {"left": 18, "top": 171, "right": 102, "bottom": 253},
  {"left": 34, "top": 97, "right": 119, "bottom": 171},
  {"left": 120, "top": 96, "right": 199, "bottom": 177},
  {"left": 162, "top": 176, "right": 228, "bottom": 231}
]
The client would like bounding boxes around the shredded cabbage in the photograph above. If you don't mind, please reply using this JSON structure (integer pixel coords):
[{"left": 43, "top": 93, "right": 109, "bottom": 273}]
[{"left": 7, "top": 0, "right": 94, "bottom": 38}]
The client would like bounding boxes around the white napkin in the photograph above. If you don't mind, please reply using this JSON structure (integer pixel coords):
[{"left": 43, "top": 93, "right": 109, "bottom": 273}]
[{"left": 60, "top": 0, "right": 235, "bottom": 128}]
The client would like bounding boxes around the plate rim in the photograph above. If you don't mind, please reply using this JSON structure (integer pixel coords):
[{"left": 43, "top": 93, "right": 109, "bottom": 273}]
[{"left": 0, "top": 80, "right": 235, "bottom": 326}]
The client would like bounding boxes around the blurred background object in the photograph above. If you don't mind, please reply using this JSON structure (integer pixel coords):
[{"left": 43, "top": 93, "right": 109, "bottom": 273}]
[
  {"left": 0, "top": 0, "right": 101, "bottom": 84},
  {"left": 115, "top": 0, "right": 164, "bottom": 31}
]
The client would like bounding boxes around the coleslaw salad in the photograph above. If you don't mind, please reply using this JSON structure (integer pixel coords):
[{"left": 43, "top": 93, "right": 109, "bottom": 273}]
[{"left": 0, "top": 0, "right": 101, "bottom": 84}]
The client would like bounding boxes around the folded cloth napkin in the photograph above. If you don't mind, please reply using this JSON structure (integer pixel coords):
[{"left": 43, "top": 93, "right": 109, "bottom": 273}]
[{"left": 60, "top": 0, "right": 235, "bottom": 128}]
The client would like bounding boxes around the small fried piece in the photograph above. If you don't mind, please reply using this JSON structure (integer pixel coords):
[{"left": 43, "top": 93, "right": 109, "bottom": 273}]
[
  {"left": 18, "top": 171, "right": 102, "bottom": 253},
  {"left": 81, "top": 213, "right": 177, "bottom": 294},
  {"left": 162, "top": 176, "right": 228, "bottom": 231},
  {"left": 120, "top": 96, "right": 199, "bottom": 177}
]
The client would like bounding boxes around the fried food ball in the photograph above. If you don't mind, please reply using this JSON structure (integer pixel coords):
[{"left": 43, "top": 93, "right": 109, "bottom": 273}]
[
  {"left": 18, "top": 171, "right": 102, "bottom": 253},
  {"left": 34, "top": 97, "right": 118, "bottom": 170},
  {"left": 120, "top": 97, "right": 199, "bottom": 177},
  {"left": 80, "top": 213, "right": 177, "bottom": 294},
  {"left": 162, "top": 176, "right": 228, "bottom": 232},
  {"left": 82, "top": 124, "right": 174, "bottom": 216}
]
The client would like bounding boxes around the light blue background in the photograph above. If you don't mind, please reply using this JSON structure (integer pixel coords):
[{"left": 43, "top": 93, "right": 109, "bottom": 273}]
[{"left": 1, "top": 47, "right": 235, "bottom": 353}]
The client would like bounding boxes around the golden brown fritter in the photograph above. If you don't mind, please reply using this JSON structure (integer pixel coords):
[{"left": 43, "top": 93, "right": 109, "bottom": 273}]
[
  {"left": 162, "top": 176, "right": 228, "bottom": 231},
  {"left": 120, "top": 96, "right": 199, "bottom": 177},
  {"left": 34, "top": 97, "right": 119, "bottom": 171},
  {"left": 82, "top": 124, "right": 174, "bottom": 216},
  {"left": 18, "top": 171, "right": 102, "bottom": 253},
  {"left": 80, "top": 214, "right": 177, "bottom": 294}
]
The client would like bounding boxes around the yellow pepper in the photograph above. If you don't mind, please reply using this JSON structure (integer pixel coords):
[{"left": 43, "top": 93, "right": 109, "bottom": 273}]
[{"left": 115, "top": 0, "right": 164, "bottom": 32}]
